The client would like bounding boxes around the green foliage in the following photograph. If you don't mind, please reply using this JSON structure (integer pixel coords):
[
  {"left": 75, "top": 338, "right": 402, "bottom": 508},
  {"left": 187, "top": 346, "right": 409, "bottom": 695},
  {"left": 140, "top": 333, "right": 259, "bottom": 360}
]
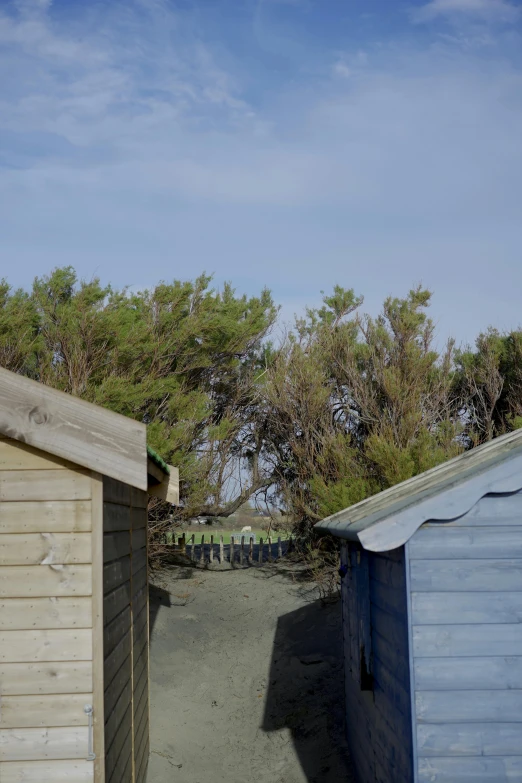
[
  {"left": 263, "top": 285, "right": 466, "bottom": 530},
  {"left": 0, "top": 267, "right": 520, "bottom": 539},
  {"left": 0, "top": 267, "right": 278, "bottom": 520}
]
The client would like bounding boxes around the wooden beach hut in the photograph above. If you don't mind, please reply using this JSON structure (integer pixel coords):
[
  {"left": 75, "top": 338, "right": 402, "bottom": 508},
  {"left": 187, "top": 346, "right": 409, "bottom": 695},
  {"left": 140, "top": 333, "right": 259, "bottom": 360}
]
[
  {"left": 0, "top": 367, "right": 179, "bottom": 783},
  {"left": 316, "top": 427, "right": 522, "bottom": 783}
]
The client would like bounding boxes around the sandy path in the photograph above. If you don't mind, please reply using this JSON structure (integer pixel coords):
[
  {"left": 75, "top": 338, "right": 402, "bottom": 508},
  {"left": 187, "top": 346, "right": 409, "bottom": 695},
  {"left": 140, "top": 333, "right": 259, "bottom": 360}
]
[{"left": 146, "top": 562, "right": 353, "bottom": 783}]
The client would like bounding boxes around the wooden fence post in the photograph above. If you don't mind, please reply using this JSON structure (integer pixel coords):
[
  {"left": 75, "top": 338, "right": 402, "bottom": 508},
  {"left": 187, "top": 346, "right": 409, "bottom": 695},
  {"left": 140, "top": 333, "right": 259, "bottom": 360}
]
[
  {"left": 249, "top": 536, "right": 254, "bottom": 564},
  {"left": 210, "top": 535, "right": 214, "bottom": 564},
  {"left": 268, "top": 536, "right": 273, "bottom": 563},
  {"left": 240, "top": 536, "right": 245, "bottom": 566},
  {"left": 190, "top": 534, "right": 195, "bottom": 562},
  {"left": 200, "top": 534, "right": 205, "bottom": 566},
  {"left": 258, "top": 537, "right": 263, "bottom": 565},
  {"left": 230, "top": 536, "right": 235, "bottom": 567},
  {"left": 277, "top": 537, "right": 282, "bottom": 559},
  {"left": 219, "top": 536, "right": 224, "bottom": 564}
]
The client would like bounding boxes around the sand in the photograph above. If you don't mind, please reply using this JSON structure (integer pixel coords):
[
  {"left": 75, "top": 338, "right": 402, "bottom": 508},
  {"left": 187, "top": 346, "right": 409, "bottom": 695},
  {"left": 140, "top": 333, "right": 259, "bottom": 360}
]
[{"left": 146, "top": 561, "right": 354, "bottom": 783}]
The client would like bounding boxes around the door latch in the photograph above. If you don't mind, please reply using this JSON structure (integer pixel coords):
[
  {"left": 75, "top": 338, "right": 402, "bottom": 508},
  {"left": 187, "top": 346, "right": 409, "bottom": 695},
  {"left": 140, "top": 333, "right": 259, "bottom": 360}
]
[{"left": 84, "top": 704, "right": 96, "bottom": 761}]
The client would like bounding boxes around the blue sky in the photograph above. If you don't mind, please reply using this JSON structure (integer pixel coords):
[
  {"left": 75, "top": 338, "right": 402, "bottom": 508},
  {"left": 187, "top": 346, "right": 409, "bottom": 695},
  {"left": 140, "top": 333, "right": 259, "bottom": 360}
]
[{"left": 1, "top": 0, "right": 521, "bottom": 346}]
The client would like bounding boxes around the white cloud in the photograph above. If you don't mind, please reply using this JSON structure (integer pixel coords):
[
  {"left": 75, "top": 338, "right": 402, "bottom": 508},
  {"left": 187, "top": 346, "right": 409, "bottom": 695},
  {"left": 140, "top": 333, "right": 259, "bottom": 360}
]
[
  {"left": 0, "top": 0, "right": 522, "bottom": 348},
  {"left": 413, "top": 0, "right": 521, "bottom": 23}
]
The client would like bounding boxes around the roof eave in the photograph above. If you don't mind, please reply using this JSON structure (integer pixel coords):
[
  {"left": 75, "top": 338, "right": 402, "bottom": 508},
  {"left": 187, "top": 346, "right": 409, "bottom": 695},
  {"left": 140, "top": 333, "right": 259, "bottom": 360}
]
[{"left": 316, "top": 451, "right": 522, "bottom": 552}]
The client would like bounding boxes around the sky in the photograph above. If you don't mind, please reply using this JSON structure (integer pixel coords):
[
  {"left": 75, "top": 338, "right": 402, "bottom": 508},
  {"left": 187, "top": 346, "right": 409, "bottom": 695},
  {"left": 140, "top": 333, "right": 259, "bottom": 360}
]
[{"left": 1, "top": 0, "right": 521, "bottom": 347}]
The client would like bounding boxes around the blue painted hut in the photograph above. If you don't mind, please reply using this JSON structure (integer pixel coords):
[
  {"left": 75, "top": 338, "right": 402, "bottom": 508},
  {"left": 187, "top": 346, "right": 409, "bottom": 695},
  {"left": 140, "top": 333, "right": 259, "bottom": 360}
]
[{"left": 316, "top": 428, "right": 522, "bottom": 783}]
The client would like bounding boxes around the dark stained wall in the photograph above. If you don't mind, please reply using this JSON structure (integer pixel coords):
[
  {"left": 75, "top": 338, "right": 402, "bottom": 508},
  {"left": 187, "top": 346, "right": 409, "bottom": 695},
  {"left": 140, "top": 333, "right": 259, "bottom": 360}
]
[
  {"left": 102, "top": 477, "right": 149, "bottom": 783},
  {"left": 341, "top": 542, "right": 414, "bottom": 783}
]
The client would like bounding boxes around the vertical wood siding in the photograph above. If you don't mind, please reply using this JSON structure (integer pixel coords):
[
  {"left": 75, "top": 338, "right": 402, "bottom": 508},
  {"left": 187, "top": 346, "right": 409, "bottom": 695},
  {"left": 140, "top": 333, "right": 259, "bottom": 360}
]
[
  {"left": 102, "top": 478, "right": 149, "bottom": 783},
  {"left": 0, "top": 438, "right": 94, "bottom": 782},
  {"left": 408, "top": 489, "right": 522, "bottom": 783},
  {"left": 341, "top": 542, "right": 414, "bottom": 783}
]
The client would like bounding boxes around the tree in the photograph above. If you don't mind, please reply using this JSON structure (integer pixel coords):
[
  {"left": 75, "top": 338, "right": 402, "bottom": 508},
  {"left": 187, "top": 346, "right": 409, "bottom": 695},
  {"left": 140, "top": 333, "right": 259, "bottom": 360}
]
[
  {"left": 454, "top": 328, "right": 522, "bottom": 443},
  {"left": 263, "top": 286, "right": 463, "bottom": 534},
  {"left": 0, "top": 267, "right": 278, "bottom": 521}
]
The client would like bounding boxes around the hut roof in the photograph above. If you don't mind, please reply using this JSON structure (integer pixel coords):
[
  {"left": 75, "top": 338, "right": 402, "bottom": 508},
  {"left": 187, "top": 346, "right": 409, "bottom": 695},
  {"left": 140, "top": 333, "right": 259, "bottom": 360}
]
[
  {"left": 0, "top": 365, "right": 175, "bottom": 494},
  {"left": 315, "top": 427, "right": 522, "bottom": 552}
]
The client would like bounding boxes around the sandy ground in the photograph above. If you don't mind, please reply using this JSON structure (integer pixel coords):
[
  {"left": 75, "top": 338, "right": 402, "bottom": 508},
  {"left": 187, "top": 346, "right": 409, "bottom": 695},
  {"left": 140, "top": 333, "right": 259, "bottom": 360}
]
[{"left": 146, "top": 561, "right": 354, "bottom": 783}]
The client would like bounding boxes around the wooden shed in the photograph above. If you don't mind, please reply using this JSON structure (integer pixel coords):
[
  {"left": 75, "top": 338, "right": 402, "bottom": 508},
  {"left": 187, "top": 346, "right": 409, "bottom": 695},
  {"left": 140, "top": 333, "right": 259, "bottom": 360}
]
[
  {"left": 316, "top": 428, "right": 522, "bottom": 783},
  {"left": 0, "top": 367, "right": 179, "bottom": 783}
]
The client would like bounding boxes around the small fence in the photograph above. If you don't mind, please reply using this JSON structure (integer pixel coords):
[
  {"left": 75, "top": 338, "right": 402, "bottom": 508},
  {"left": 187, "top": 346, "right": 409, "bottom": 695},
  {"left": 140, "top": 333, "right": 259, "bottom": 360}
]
[{"left": 160, "top": 532, "right": 293, "bottom": 568}]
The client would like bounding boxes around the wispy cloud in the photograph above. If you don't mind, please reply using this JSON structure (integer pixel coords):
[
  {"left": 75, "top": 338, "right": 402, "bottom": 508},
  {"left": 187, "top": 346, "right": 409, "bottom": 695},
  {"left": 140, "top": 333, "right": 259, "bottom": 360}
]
[
  {"left": 1, "top": 0, "right": 522, "bottom": 345},
  {"left": 413, "top": 0, "right": 521, "bottom": 23}
]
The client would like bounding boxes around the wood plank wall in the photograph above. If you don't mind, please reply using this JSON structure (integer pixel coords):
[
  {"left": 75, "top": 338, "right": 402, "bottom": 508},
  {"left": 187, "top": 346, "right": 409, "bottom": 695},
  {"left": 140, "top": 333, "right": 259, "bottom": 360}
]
[
  {"left": 408, "top": 490, "right": 522, "bottom": 783},
  {"left": 103, "top": 478, "right": 149, "bottom": 783},
  {"left": 341, "top": 542, "right": 414, "bottom": 783},
  {"left": 0, "top": 438, "right": 95, "bottom": 783}
]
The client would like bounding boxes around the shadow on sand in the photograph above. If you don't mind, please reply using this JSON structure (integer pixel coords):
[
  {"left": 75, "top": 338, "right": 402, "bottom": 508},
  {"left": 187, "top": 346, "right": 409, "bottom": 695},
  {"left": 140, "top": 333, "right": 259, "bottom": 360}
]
[
  {"left": 149, "top": 565, "right": 195, "bottom": 637},
  {"left": 262, "top": 597, "right": 354, "bottom": 783}
]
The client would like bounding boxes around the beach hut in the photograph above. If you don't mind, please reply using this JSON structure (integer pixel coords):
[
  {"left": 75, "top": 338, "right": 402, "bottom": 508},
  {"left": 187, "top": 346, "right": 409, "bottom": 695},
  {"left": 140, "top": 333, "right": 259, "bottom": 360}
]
[
  {"left": 0, "top": 367, "right": 179, "bottom": 783},
  {"left": 316, "top": 428, "right": 522, "bottom": 783}
]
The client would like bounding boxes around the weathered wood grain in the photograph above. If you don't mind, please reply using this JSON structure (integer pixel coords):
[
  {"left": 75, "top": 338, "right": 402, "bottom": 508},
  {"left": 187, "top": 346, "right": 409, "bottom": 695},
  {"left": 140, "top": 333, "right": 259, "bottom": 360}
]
[
  {"left": 104, "top": 582, "right": 131, "bottom": 627},
  {"left": 0, "top": 565, "right": 92, "bottom": 597},
  {"left": 134, "top": 714, "right": 149, "bottom": 773},
  {"left": 0, "top": 500, "right": 91, "bottom": 534},
  {"left": 417, "top": 722, "right": 522, "bottom": 757},
  {"left": 104, "top": 654, "right": 131, "bottom": 715},
  {"left": 0, "top": 694, "right": 90, "bottom": 728},
  {"left": 412, "top": 591, "right": 522, "bottom": 625},
  {"left": 0, "top": 759, "right": 94, "bottom": 782},
  {"left": 0, "top": 726, "right": 88, "bottom": 761},
  {"left": 0, "top": 661, "right": 93, "bottom": 695},
  {"left": 104, "top": 606, "right": 131, "bottom": 659},
  {"left": 103, "top": 532, "right": 130, "bottom": 563},
  {"left": 132, "top": 565, "right": 147, "bottom": 595},
  {"left": 103, "top": 503, "right": 131, "bottom": 533},
  {"left": 418, "top": 756, "right": 522, "bottom": 782},
  {"left": 105, "top": 703, "right": 132, "bottom": 778},
  {"left": 130, "top": 487, "right": 148, "bottom": 509},
  {"left": 104, "top": 630, "right": 131, "bottom": 692},
  {"left": 410, "top": 559, "right": 522, "bottom": 592},
  {"left": 0, "top": 629, "right": 92, "bottom": 662},
  {"left": 0, "top": 439, "right": 76, "bottom": 470},
  {"left": 103, "top": 557, "right": 131, "bottom": 595},
  {"left": 409, "top": 526, "right": 522, "bottom": 559},
  {"left": 413, "top": 624, "right": 522, "bottom": 657},
  {"left": 105, "top": 680, "right": 132, "bottom": 752},
  {"left": 415, "top": 656, "right": 522, "bottom": 691},
  {"left": 0, "top": 596, "right": 92, "bottom": 629},
  {"left": 118, "top": 752, "right": 134, "bottom": 783},
  {"left": 416, "top": 690, "right": 522, "bottom": 723},
  {"left": 135, "top": 738, "right": 149, "bottom": 783},
  {"left": 0, "top": 470, "right": 92, "bottom": 502},
  {"left": 0, "top": 366, "right": 147, "bottom": 490},
  {"left": 0, "top": 533, "right": 91, "bottom": 566},
  {"left": 131, "top": 506, "right": 146, "bottom": 529},
  {"left": 132, "top": 547, "right": 146, "bottom": 574},
  {"left": 132, "top": 528, "right": 147, "bottom": 551},
  {"left": 103, "top": 477, "right": 131, "bottom": 506},
  {"left": 132, "top": 585, "right": 147, "bottom": 617}
]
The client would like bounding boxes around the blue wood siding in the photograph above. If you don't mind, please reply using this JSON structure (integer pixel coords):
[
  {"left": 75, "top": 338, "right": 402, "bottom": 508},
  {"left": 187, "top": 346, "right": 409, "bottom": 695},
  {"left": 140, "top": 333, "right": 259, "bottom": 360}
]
[
  {"left": 341, "top": 542, "right": 414, "bottom": 783},
  {"left": 408, "top": 490, "right": 522, "bottom": 783}
]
